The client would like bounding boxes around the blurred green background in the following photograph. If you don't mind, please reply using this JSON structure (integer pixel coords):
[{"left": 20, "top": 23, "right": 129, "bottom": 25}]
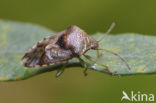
[{"left": 0, "top": 0, "right": 156, "bottom": 103}]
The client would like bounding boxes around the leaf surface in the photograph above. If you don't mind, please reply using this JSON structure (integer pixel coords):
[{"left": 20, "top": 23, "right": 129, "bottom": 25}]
[{"left": 0, "top": 20, "right": 156, "bottom": 81}]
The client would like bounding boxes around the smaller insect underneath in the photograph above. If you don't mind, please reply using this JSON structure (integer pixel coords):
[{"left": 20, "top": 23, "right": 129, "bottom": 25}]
[{"left": 22, "top": 23, "right": 130, "bottom": 77}]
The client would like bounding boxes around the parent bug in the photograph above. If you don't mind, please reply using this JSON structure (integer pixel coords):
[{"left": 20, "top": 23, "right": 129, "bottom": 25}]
[{"left": 22, "top": 23, "right": 130, "bottom": 77}]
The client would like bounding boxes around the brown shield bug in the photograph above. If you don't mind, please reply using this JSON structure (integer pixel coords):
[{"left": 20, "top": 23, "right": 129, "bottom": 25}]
[{"left": 22, "top": 23, "right": 130, "bottom": 77}]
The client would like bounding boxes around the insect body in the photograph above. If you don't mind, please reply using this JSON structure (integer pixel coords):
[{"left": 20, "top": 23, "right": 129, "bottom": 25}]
[
  {"left": 22, "top": 24, "right": 130, "bottom": 76},
  {"left": 22, "top": 25, "right": 98, "bottom": 67}
]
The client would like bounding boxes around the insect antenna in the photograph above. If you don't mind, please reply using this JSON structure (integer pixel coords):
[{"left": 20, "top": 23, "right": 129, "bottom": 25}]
[
  {"left": 98, "top": 22, "right": 115, "bottom": 43},
  {"left": 96, "top": 23, "right": 130, "bottom": 70},
  {"left": 96, "top": 48, "right": 131, "bottom": 70}
]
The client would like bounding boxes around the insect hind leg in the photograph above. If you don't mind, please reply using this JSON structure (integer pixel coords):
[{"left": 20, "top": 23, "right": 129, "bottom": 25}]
[{"left": 56, "top": 61, "right": 69, "bottom": 77}]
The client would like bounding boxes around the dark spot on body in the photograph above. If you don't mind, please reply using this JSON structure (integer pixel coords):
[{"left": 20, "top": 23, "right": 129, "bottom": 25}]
[{"left": 56, "top": 35, "right": 65, "bottom": 48}]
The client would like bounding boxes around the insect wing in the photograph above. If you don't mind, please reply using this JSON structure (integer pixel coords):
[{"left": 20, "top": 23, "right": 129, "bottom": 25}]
[{"left": 38, "top": 44, "right": 73, "bottom": 65}]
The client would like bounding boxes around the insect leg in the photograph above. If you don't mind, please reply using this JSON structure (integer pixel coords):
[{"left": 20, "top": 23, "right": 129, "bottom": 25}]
[
  {"left": 96, "top": 49, "right": 100, "bottom": 58},
  {"left": 83, "top": 54, "right": 114, "bottom": 75},
  {"left": 96, "top": 48, "right": 104, "bottom": 58},
  {"left": 101, "top": 65, "right": 114, "bottom": 75},
  {"left": 78, "top": 58, "right": 88, "bottom": 76},
  {"left": 56, "top": 61, "right": 69, "bottom": 77}
]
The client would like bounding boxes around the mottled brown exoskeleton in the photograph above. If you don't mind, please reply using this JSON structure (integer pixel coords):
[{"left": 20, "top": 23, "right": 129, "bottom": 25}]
[{"left": 22, "top": 23, "right": 130, "bottom": 77}]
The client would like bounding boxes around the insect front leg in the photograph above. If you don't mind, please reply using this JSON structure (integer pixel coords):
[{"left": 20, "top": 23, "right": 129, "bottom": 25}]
[
  {"left": 83, "top": 54, "right": 114, "bottom": 75},
  {"left": 78, "top": 58, "right": 89, "bottom": 76},
  {"left": 56, "top": 61, "right": 69, "bottom": 77},
  {"left": 96, "top": 48, "right": 104, "bottom": 58}
]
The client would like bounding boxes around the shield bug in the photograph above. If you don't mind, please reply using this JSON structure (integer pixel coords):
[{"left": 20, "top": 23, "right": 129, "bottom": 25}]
[{"left": 22, "top": 23, "right": 130, "bottom": 77}]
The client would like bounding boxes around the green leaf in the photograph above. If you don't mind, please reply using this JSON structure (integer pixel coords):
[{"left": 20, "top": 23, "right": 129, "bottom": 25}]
[{"left": 0, "top": 20, "right": 156, "bottom": 81}]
